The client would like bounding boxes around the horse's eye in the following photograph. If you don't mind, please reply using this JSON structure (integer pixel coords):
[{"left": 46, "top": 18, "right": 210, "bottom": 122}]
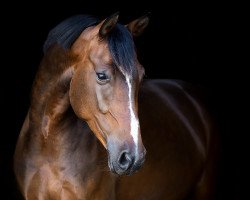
[{"left": 96, "top": 72, "right": 110, "bottom": 84}]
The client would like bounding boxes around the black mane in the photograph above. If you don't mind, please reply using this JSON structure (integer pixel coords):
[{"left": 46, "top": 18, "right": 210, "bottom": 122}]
[
  {"left": 43, "top": 15, "right": 99, "bottom": 52},
  {"left": 43, "top": 15, "right": 136, "bottom": 76}
]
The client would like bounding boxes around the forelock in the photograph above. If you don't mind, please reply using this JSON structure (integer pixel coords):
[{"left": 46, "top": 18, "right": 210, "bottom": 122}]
[{"left": 107, "top": 24, "right": 137, "bottom": 77}]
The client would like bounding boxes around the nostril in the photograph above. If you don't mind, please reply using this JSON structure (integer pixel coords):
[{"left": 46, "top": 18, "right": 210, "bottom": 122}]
[
  {"left": 118, "top": 151, "right": 133, "bottom": 170},
  {"left": 119, "top": 152, "right": 128, "bottom": 165}
]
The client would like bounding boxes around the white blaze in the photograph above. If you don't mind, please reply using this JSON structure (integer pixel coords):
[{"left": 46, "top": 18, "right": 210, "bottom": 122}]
[{"left": 125, "top": 75, "right": 139, "bottom": 151}]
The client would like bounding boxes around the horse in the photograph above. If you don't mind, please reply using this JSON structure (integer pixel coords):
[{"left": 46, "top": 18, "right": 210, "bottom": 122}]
[{"left": 14, "top": 13, "right": 219, "bottom": 200}]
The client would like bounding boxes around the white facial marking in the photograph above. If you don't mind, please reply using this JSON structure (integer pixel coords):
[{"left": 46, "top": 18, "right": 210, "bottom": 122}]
[{"left": 125, "top": 75, "right": 139, "bottom": 153}]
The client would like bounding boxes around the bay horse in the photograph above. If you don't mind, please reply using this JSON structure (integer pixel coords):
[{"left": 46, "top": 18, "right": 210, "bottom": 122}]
[{"left": 14, "top": 13, "right": 219, "bottom": 200}]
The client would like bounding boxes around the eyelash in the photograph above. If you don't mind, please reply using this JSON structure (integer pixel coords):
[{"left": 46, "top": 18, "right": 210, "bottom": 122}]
[{"left": 96, "top": 72, "right": 110, "bottom": 84}]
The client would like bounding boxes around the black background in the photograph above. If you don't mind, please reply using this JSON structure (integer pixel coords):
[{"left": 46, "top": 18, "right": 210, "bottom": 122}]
[{"left": 0, "top": 1, "right": 244, "bottom": 199}]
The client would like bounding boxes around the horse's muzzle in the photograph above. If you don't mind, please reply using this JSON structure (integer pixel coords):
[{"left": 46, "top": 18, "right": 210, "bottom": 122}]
[{"left": 108, "top": 147, "right": 146, "bottom": 176}]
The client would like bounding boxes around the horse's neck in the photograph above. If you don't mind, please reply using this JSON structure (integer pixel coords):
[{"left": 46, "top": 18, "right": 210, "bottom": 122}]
[
  {"left": 25, "top": 46, "right": 104, "bottom": 164},
  {"left": 29, "top": 45, "right": 77, "bottom": 138},
  {"left": 25, "top": 45, "right": 104, "bottom": 161}
]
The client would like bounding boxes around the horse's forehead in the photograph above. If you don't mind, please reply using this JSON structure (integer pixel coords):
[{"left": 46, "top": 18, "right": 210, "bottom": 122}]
[
  {"left": 72, "top": 26, "right": 111, "bottom": 63},
  {"left": 89, "top": 41, "right": 111, "bottom": 65}
]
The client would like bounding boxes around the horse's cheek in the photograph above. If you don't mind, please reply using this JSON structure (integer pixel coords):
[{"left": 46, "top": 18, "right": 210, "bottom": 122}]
[
  {"left": 69, "top": 72, "right": 91, "bottom": 120},
  {"left": 95, "top": 84, "right": 112, "bottom": 113}
]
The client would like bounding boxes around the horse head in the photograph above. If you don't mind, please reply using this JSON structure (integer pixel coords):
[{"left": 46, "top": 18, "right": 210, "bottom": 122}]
[{"left": 69, "top": 13, "right": 149, "bottom": 175}]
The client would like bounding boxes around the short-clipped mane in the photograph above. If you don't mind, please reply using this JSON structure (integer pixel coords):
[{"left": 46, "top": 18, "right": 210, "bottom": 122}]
[{"left": 43, "top": 15, "right": 136, "bottom": 76}]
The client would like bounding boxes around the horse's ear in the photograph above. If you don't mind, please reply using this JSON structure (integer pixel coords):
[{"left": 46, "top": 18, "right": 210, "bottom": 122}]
[
  {"left": 127, "top": 14, "right": 149, "bottom": 37},
  {"left": 99, "top": 12, "right": 119, "bottom": 37}
]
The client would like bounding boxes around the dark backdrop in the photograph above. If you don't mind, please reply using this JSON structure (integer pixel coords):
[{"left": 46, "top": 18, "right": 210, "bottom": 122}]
[{"left": 0, "top": 1, "right": 243, "bottom": 199}]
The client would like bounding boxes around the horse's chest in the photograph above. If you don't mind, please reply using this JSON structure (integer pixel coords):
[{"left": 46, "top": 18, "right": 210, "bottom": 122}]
[{"left": 26, "top": 163, "right": 83, "bottom": 199}]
